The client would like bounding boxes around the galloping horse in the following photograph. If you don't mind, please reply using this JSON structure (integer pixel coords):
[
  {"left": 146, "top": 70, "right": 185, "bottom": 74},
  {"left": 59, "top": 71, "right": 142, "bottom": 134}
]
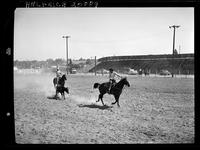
[
  {"left": 93, "top": 77, "right": 130, "bottom": 107},
  {"left": 53, "top": 74, "right": 69, "bottom": 100}
]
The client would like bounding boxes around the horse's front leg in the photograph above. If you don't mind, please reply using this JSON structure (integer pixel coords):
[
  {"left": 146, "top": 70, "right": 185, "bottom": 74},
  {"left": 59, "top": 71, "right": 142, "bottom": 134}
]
[
  {"left": 55, "top": 91, "right": 58, "bottom": 100},
  {"left": 112, "top": 94, "right": 120, "bottom": 107}
]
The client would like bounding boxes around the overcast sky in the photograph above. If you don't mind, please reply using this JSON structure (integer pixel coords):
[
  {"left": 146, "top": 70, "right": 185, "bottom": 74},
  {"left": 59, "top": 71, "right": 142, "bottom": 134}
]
[{"left": 14, "top": 8, "right": 194, "bottom": 61}]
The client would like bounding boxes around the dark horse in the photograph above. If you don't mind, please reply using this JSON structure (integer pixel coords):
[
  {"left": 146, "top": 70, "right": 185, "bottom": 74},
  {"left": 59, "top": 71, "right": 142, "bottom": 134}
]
[
  {"left": 53, "top": 74, "right": 69, "bottom": 100},
  {"left": 93, "top": 77, "right": 130, "bottom": 107}
]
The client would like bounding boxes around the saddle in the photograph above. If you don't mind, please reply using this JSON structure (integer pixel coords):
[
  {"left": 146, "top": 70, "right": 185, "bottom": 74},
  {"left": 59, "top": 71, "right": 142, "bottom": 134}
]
[{"left": 107, "top": 82, "right": 116, "bottom": 94}]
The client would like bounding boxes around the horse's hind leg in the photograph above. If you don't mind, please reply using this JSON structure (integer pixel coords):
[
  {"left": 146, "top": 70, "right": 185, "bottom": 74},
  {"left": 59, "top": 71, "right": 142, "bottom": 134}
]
[
  {"left": 100, "top": 94, "right": 105, "bottom": 106},
  {"left": 97, "top": 93, "right": 105, "bottom": 106},
  {"left": 96, "top": 93, "right": 101, "bottom": 102}
]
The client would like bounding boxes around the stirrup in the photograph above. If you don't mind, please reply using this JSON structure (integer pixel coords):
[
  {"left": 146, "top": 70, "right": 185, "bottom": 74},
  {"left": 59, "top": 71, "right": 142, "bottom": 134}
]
[{"left": 108, "top": 89, "right": 111, "bottom": 94}]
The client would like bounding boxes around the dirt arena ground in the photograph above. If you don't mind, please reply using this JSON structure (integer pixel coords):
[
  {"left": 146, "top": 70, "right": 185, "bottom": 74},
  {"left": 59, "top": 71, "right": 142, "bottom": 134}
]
[{"left": 14, "top": 72, "right": 194, "bottom": 144}]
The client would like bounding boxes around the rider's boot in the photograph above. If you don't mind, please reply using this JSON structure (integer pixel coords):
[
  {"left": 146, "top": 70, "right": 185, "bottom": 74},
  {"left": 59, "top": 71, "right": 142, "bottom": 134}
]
[{"left": 108, "top": 86, "right": 111, "bottom": 94}]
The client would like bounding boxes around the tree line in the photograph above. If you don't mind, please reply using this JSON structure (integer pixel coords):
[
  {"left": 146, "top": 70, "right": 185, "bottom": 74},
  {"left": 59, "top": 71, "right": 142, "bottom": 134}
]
[{"left": 14, "top": 58, "right": 94, "bottom": 69}]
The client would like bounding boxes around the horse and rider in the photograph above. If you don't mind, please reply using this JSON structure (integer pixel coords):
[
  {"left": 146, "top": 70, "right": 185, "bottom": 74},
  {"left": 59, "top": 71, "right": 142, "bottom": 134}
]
[
  {"left": 53, "top": 66, "right": 69, "bottom": 100},
  {"left": 108, "top": 68, "right": 123, "bottom": 94},
  {"left": 93, "top": 68, "right": 130, "bottom": 107}
]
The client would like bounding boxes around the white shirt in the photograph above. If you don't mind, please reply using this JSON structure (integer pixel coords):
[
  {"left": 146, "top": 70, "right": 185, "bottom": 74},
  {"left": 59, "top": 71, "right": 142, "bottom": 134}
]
[
  {"left": 109, "top": 71, "right": 121, "bottom": 80},
  {"left": 56, "top": 70, "right": 62, "bottom": 77}
]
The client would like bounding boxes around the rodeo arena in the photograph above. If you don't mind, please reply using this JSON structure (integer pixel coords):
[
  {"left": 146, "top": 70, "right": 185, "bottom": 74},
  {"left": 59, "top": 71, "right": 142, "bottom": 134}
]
[{"left": 14, "top": 52, "right": 194, "bottom": 144}]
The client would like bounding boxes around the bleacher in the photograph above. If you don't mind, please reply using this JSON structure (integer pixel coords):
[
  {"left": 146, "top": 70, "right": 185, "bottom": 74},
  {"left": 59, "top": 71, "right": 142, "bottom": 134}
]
[{"left": 89, "top": 53, "right": 194, "bottom": 74}]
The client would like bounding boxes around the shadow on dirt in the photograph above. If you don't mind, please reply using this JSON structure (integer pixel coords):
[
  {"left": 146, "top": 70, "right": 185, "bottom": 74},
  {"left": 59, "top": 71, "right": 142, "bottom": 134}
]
[
  {"left": 47, "top": 95, "right": 62, "bottom": 100},
  {"left": 78, "top": 103, "right": 113, "bottom": 111}
]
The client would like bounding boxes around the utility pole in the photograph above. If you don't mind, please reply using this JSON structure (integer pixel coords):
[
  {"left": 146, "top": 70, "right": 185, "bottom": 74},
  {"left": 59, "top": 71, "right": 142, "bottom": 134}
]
[
  {"left": 62, "top": 36, "right": 70, "bottom": 74},
  {"left": 95, "top": 56, "right": 97, "bottom": 76},
  {"left": 169, "top": 25, "right": 180, "bottom": 77}
]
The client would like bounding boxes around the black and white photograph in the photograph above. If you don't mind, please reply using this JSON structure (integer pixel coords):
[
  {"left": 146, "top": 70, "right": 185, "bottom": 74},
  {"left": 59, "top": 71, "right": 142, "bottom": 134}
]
[{"left": 13, "top": 7, "right": 194, "bottom": 144}]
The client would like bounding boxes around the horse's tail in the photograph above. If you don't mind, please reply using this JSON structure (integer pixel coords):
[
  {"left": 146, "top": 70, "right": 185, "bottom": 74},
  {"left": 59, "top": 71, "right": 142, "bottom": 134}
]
[{"left": 93, "top": 83, "right": 100, "bottom": 89}]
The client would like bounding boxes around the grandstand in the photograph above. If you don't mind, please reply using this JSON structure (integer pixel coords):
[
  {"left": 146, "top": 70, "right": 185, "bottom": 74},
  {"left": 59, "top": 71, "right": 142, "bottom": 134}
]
[{"left": 89, "top": 53, "right": 194, "bottom": 75}]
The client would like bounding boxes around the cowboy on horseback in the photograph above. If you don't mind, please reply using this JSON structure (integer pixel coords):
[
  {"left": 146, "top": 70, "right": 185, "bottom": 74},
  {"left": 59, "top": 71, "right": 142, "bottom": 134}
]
[
  {"left": 55, "top": 66, "right": 63, "bottom": 89},
  {"left": 93, "top": 69, "right": 130, "bottom": 107},
  {"left": 108, "top": 68, "right": 123, "bottom": 94}
]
